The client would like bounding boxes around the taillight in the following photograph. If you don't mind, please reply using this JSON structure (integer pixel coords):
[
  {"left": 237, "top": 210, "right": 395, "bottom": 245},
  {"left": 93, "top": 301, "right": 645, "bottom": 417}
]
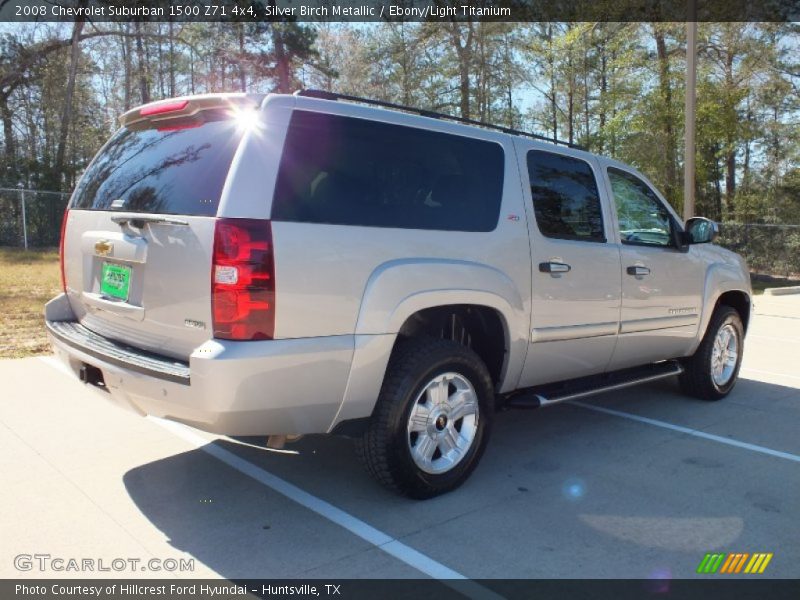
[
  {"left": 59, "top": 208, "right": 70, "bottom": 293},
  {"left": 140, "top": 99, "right": 189, "bottom": 117},
  {"left": 212, "top": 218, "right": 275, "bottom": 340}
]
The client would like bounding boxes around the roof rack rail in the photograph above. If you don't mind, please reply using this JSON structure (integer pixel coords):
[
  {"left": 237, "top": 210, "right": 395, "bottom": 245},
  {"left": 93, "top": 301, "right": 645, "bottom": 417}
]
[{"left": 295, "top": 89, "right": 585, "bottom": 150}]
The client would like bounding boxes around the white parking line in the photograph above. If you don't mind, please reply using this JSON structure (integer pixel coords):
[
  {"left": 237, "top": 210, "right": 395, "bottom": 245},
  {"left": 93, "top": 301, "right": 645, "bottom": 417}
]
[
  {"left": 37, "top": 356, "right": 500, "bottom": 596},
  {"left": 150, "top": 418, "right": 459, "bottom": 576},
  {"left": 151, "top": 419, "right": 505, "bottom": 598},
  {"left": 569, "top": 401, "right": 800, "bottom": 464}
]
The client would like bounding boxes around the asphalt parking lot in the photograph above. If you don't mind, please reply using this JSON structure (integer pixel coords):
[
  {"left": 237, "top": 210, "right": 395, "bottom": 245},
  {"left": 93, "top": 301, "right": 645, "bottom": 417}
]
[{"left": 2, "top": 294, "right": 798, "bottom": 581}]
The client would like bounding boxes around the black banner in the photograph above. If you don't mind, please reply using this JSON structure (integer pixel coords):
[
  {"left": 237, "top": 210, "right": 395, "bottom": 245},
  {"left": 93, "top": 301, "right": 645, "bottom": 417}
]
[
  {"left": 4, "top": 579, "right": 800, "bottom": 600},
  {"left": 1, "top": 0, "right": 799, "bottom": 22}
]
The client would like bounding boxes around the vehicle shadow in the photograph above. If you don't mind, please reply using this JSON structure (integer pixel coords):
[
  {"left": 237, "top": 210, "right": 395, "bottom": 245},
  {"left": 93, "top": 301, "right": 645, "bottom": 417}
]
[{"left": 122, "top": 375, "right": 798, "bottom": 579}]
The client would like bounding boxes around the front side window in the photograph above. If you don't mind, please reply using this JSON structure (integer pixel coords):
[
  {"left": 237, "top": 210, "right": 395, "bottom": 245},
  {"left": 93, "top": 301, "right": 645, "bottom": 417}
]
[
  {"left": 608, "top": 168, "right": 674, "bottom": 247},
  {"left": 271, "top": 111, "right": 504, "bottom": 232},
  {"left": 526, "top": 150, "right": 605, "bottom": 242}
]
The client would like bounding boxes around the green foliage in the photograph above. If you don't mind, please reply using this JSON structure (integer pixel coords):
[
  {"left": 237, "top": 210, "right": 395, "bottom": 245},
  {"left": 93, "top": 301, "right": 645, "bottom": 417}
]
[
  {"left": 0, "top": 21, "right": 797, "bottom": 238},
  {"left": 718, "top": 223, "right": 800, "bottom": 277}
]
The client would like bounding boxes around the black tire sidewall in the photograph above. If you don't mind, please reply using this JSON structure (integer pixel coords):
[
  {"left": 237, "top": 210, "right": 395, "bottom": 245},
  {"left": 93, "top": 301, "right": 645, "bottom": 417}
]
[
  {"left": 384, "top": 347, "right": 494, "bottom": 498},
  {"left": 704, "top": 308, "right": 745, "bottom": 397}
]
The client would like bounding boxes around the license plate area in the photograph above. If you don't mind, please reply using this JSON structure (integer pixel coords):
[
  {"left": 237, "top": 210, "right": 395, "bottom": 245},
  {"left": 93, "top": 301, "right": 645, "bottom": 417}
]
[{"left": 100, "top": 262, "right": 131, "bottom": 302}]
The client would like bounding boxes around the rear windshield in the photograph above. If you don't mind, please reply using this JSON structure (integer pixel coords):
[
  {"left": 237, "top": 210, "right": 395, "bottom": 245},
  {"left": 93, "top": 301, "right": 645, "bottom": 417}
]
[
  {"left": 71, "top": 120, "right": 244, "bottom": 216},
  {"left": 271, "top": 111, "right": 504, "bottom": 231}
]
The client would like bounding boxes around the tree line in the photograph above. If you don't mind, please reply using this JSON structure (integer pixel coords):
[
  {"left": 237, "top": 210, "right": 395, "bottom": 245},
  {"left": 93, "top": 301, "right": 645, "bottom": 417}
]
[{"left": 1, "top": 21, "right": 798, "bottom": 224}]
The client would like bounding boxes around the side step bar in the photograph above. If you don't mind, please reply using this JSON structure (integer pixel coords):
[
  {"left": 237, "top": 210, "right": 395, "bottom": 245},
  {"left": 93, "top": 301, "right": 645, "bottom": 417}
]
[{"left": 505, "top": 361, "right": 683, "bottom": 409}]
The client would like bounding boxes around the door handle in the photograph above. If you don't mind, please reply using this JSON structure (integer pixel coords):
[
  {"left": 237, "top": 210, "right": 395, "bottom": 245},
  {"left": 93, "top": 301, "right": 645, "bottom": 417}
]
[
  {"left": 539, "top": 261, "right": 571, "bottom": 274},
  {"left": 626, "top": 266, "right": 651, "bottom": 276}
]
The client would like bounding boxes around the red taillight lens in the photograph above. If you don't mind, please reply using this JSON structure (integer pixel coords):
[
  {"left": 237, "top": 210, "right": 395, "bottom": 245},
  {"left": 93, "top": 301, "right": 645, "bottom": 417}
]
[
  {"left": 59, "top": 208, "right": 70, "bottom": 293},
  {"left": 212, "top": 218, "right": 275, "bottom": 341}
]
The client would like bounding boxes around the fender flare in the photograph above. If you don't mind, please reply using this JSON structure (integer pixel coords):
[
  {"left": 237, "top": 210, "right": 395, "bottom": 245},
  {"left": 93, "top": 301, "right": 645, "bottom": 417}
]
[
  {"left": 333, "top": 258, "right": 529, "bottom": 431},
  {"left": 690, "top": 262, "right": 752, "bottom": 355},
  {"left": 354, "top": 258, "right": 526, "bottom": 335}
]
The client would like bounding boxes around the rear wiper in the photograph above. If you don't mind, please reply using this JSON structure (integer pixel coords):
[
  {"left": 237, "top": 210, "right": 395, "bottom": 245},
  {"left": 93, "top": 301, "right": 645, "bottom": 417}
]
[{"left": 111, "top": 214, "right": 189, "bottom": 228}]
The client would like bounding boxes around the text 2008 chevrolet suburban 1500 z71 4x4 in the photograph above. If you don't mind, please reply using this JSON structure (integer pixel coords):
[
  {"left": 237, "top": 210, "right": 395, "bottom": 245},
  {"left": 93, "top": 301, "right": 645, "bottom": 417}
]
[{"left": 46, "top": 90, "right": 751, "bottom": 498}]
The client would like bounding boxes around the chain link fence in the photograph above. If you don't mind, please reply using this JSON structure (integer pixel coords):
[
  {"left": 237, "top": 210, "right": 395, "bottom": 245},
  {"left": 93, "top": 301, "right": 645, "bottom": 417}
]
[
  {"left": 0, "top": 188, "right": 70, "bottom": 248},
  {"left": 1, "top": 187, "right": 799, "bottom": 277}
]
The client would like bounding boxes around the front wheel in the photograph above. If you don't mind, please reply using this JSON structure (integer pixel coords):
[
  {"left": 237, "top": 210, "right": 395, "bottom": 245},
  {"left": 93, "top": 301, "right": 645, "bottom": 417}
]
[
  {"left": 680, "top": 306, "right": 744, "bottom": 401},
  {"left": 356, "top": 337, "right": 494, "bottom": 499}
]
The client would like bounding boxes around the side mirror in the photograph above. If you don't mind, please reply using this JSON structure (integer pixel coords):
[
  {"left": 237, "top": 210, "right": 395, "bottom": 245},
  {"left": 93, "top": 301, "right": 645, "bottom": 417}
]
[{"left": 684, "top": 217, "right": 719, "bottom": 245}]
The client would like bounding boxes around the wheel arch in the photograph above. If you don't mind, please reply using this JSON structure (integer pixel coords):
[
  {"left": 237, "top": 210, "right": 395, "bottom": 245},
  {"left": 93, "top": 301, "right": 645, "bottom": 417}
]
[
  {"left": 394, "top": 303, "right": 509, "bottom": 388},
  {"left": 354, "top": 258, "right": 528, "bottom": 390},
  {"left": 687, "top": 262, "right": 752, "bottom": 357},
  {"left": 716, "top": 290, "right": 752, "bottom": 333},
  {"left": 329, "top": 259, "right": 530, "bottom": 434}
]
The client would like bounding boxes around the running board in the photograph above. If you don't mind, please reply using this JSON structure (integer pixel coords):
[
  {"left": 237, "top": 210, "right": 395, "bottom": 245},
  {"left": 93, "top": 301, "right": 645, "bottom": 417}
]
[{"left": 505, "top": 361, "right": 684, "bottom": 409}]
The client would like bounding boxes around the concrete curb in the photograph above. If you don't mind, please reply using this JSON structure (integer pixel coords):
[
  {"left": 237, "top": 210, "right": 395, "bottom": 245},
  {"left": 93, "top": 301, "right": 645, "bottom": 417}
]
[{"left": 763, "top": 286, "right": 800, "bottom": 296}]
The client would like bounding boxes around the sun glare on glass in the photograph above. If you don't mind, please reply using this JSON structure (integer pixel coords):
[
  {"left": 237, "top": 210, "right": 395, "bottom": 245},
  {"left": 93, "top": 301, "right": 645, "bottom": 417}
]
[{"left": 232, "top": 106, "right": 262, "bottom": 132}]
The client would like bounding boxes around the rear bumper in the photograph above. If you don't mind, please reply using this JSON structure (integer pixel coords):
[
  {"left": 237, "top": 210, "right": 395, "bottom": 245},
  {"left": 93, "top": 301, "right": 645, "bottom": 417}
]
[
  {"left": 45, "top": 294, "right": 354, "bottom": 436},
  {"left": 47, "top": 320, "right": 191, "bottom": 384}
]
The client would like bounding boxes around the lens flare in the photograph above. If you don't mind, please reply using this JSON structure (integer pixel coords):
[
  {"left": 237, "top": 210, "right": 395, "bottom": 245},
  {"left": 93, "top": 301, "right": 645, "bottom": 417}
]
[
  {"left": 562, "top": 477, "right": 586, "bottom": 501},
  {"left": 232, "top": 106, "right": 262, "bottom": 132}
]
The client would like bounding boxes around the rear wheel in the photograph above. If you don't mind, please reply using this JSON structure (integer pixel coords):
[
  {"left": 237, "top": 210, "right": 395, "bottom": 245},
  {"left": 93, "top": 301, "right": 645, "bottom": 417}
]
[
  {"left": 356, "top": 337, "right": 494, "bottom": 499},
  {"left": 680, "top": 306, "right": 744, "bottom": 401}
]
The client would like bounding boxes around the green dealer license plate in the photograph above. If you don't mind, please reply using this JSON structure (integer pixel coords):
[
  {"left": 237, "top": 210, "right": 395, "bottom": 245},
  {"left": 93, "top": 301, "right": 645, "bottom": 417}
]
[{"left": 100, "top": 262, "right": 131, "bottom": 301}]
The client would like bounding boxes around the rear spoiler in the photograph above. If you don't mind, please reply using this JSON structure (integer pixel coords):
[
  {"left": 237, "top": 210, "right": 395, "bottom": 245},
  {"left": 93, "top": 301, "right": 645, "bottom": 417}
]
[{"left": 120, "top": 93, "right": 265, "bottom": 128}]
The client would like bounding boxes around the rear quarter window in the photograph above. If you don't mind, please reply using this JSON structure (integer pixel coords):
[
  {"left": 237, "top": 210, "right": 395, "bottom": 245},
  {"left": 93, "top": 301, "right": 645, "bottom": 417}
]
[
  {"left": 526, "top": 150, "right": 605, "bottom": 243},
  {"left": 71, "top": 119, "right": 244, "bottom": 217},
  {"left": 271, "top": 111, "right": 504, "bottom": 232}
]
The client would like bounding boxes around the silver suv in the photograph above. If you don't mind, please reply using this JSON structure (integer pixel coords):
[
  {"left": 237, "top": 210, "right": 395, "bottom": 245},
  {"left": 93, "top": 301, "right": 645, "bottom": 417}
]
[{"left": 47, "top": 90, "right": 751, "bottom": 498}]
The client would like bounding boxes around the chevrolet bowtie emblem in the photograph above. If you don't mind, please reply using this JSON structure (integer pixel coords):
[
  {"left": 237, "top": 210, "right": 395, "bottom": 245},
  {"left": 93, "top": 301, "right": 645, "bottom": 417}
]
[{"left": 94, "top": 240, "right": 113, "bottom": 256}]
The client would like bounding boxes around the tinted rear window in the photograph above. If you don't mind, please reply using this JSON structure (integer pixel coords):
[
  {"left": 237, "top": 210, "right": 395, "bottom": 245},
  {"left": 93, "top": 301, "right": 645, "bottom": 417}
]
[
  {"left": 71, "top": 120, "right": 244, "bottom": 216},
  {"left": 271, "top": 111, "right": 504, "bottom": 231}
]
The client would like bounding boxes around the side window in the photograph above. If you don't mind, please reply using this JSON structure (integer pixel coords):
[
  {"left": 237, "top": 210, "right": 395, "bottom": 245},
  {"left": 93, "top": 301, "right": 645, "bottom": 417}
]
[
  {"left": 526, "top": 150, "right": 605, "bottom": 242},
  {"left": 271, "top": 111, "right": 504, "bottom": 232},
  {"left": 608, "top": 168, "right": 674, "bottom": 247}
]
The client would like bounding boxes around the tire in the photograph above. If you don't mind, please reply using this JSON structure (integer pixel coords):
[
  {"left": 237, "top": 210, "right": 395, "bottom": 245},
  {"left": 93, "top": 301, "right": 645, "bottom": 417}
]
[
  {"left": 680, "top": 305, "right": 744, "bottom": 401},
  {"left": 356, "top": 337, "right": 494, "bottom": 499}
]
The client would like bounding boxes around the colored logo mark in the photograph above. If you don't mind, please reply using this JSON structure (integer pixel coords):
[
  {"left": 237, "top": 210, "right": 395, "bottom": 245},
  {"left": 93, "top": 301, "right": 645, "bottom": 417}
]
[{"left": 697, "top": 552, "right": 773, "bottom": 574}]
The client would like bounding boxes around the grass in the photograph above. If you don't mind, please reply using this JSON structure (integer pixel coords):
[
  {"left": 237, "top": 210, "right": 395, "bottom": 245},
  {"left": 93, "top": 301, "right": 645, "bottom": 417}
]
[
  {"left": 0, "top": 248, "right": 61, "bottom": 358},
  {"left": 751, "top": 276, "right": 800, "bottom": 295}
]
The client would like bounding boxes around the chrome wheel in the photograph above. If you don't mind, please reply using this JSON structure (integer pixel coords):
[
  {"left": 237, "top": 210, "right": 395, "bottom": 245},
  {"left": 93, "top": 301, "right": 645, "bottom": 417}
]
[
  {"left": 711, "top": 323, "right": 739, "bottom": 387},
  {"left": 406, "top": 372, "right": 480, "bottom": 475}
]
